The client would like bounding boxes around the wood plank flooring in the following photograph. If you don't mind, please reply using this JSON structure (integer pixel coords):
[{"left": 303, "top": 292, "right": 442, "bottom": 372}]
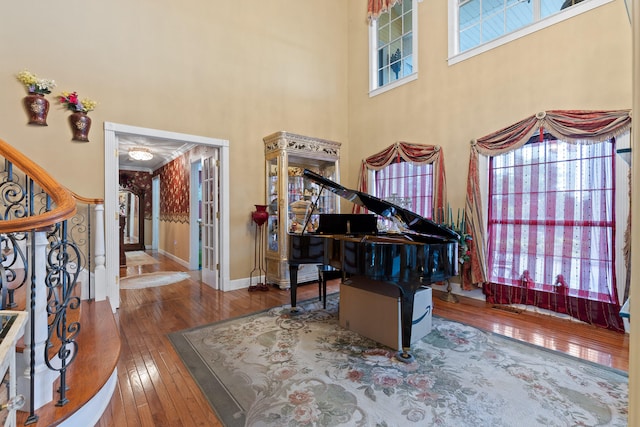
[{"left": 96, "top": 252, "right": 629, "bottom": 426}]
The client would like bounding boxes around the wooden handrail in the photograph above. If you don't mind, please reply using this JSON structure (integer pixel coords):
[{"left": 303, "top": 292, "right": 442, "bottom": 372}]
[
  {"left": 0, "top": 138, "right": 77, "bottom": 233},
  {"left": 68, "top": 190, "right": 104, "bottom": 206}
]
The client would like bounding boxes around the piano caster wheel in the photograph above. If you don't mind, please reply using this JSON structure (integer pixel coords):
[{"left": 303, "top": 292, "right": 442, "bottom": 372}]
[{"left": 395, "top": 351, "right": 415, "bottom": 363}]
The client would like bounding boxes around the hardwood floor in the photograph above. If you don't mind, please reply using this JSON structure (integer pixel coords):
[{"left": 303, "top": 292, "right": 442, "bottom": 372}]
[{"left": 97, "top": 252, "right": 629, "bottom": 426}]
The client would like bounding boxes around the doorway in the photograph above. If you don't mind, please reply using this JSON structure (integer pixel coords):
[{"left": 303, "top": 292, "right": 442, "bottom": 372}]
[
  {"left": 152, "top": 176, "right": 160, "bottom": 251},
  {"left": 104, "top": 122, "right": 230, "bottom": 311}
]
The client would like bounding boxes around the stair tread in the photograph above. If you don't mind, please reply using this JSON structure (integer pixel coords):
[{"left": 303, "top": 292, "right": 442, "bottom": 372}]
[{"left": 15, "top": 299, "right": 120, "bottom": 426}]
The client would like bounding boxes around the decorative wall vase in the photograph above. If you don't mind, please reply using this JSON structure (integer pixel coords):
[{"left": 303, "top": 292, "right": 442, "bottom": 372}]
[
  {"left": 68, "top": 112, "right": 92, "bottom": 142},
  {"left": 251, "top": 204, "right": 269, "bottom": 226},
  {"left": 23, "top": 93, "right": 49, "bottom": 126}
]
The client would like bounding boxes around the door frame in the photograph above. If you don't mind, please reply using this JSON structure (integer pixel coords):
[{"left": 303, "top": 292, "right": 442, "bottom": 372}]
[
  {"left": 152, "top": 175, "right": 160, "bottom": 251},
  {"left": 104, "top": 122, "right": 230, "bottom": 311},
  {"left": 189, "top": 158, "right": 202, "bottom": 271}
]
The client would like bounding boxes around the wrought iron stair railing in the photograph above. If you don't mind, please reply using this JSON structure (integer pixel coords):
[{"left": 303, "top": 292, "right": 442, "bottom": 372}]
[{"left": 0, "top": 138, "right": 106, "bottom": 424}]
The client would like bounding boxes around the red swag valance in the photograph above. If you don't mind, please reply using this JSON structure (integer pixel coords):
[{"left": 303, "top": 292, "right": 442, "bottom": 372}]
[
  {"left": 355, "top": 141, "right": 447, "bottom": 219},
  {"left": 368, "top": 0, "right": 402, "bottom": 21}
]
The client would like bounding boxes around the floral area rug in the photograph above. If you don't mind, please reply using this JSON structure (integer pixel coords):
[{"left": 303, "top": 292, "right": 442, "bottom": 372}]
[
  {"left": 168, "top": 294, "right": 628, "bottom": 427},
  {"left": 120, "top": 271, "right": 190, "bottom": 289}
]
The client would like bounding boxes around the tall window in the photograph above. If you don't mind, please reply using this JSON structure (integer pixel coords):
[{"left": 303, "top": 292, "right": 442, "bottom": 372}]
[
  {"left": 370, "top": 0, "right": 418, "bottom": 95},
  {"left": 374, "top": 160, "right": 434, "bottom": 219},
  {"left": 450, "top": 0, "right": 612, "bottom": 61},
  {"left": 487, "top": 135, "right": 616, "bottom": 303}
]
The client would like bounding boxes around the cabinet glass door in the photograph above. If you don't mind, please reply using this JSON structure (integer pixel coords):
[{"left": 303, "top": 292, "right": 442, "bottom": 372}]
[
  {"left": 267, "top": 157, "right": 279, "bottom": 253},
  {"left": 286, "top": 160, "right": 337, "bottom": 234}
]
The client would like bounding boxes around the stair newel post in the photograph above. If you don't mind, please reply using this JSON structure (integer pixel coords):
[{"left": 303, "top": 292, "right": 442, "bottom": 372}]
[
  {"left": 18, "top": 231, "right": 59, "bottom": 422},
  {"left": 93, "top": 203, "right": 107, "bottom": 301}
]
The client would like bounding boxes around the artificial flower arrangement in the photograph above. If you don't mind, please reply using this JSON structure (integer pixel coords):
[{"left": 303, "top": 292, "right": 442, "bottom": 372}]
[
  {"left": 457, "top": 229, "right": 472, "bottom": 265},
  {"left": 57, "top": 91, "right": 97, "bottom": 113},
  {"left": 16, "top": 70, "right": 56, "bottom": 95},
  {"left": 439, "top": 207, "right": 473, "bottom": 265}
]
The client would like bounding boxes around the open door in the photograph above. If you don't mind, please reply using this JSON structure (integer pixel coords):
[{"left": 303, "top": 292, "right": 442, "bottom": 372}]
[{"left": 200, "top": 154, "right": 219, "bottom": 289}]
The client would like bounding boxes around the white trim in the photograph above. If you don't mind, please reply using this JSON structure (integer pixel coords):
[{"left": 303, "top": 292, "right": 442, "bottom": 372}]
[
  {"left": 369, "top": 0, "right": 420, "bottom": 97},
  {"left": 104, "top": 122, "right": 231, "bottom": 312},
  {"left": 158, "top": 247, "right": 190, "bottom": 268},
  {"left": 152, "top": 176, "right": 160, "bottom": 251},
  {"left": 448, "top": 0, "right": 614, "bottom": 66},
  {"left": 189, "top": 159, "right": 201, "bottom": 271}
]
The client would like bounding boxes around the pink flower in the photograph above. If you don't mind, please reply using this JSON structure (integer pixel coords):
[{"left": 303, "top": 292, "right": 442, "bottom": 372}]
[
  {"left": 292, "top": 403, "right": 320, "bottom": 425},
  {"left": 407, "top": 373, "right": 434, "bottom": 390},
  {"left": 372, "top": 367, "right": 404, "bottom": 388},
  {"left": 289, "top": 390, "right": 313, "bottom": 405},
  {"left": 272, "top": 366, "right": 297, "bottom": 380},
  {"left": 346, "top": 369, "right": 364, "bottom": 382}
]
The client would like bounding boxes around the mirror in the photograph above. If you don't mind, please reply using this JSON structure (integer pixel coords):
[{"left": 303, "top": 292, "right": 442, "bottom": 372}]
[{"left": 119, "top": 188, "right": 145, "bottom": 251}]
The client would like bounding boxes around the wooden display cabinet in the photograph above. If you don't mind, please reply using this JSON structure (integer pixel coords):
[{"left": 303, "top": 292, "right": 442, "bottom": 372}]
[{"left": 263, "top": 131, "right": 341, "bottom": 289}]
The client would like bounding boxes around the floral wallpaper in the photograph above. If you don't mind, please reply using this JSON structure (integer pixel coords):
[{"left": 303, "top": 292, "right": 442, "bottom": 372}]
[
  {"left": 154, "top": 155, "right": 190, "bottom": 223},
  {"left": 119, "top": 170, "right": 152, "bottom": 220}
]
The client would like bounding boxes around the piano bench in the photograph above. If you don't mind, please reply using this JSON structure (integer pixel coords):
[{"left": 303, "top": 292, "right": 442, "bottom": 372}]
[{"left": 317, "top": 265, "right": 341, "bottom": 309}]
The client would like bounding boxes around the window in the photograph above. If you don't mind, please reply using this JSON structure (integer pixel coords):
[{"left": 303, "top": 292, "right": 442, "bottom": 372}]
[
  {"left": 373, "top": 160, "right": 434, "bottom": 219},
  {"left": 369, "top": 0, "right": 418, "bottom": 95},
  {"left": 487, "top": 135, "right": 616, "bottom": 302},
  {"left": 449, "top": 0, "right": 613, "bottom": 63}
]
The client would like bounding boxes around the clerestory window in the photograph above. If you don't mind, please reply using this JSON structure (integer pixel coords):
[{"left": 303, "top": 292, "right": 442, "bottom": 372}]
[
  {"left": 449, "top": 0, "right": 613, "bottom": 64},
  {"left": 369, "top": 0, "right": 419, "bottom": 96}
]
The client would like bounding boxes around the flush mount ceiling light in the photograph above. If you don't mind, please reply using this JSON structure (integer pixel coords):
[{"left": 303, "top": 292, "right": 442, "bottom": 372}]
[{"left": 128, "top": 147, "right": 153, "bottom": 161}]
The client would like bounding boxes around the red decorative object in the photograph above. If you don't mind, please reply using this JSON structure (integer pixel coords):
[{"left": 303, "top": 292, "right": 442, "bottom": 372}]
[
  {"left": 69, "top": 111, "right": 92, "bottom": 142},
  {"left": 249, "top": 205, "right": 269, "bottom": 292},
  {"left": 23, "top": 93, "right": 49, "bottom": 126},
  {"left": 251, "top": 204, "right": 269, "bottom": 226}
]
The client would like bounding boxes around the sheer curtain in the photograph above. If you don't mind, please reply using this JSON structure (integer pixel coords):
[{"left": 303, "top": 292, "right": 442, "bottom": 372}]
[
  {"left": 355, "top": 142, "right": 447, "bottom": 220},
  {"left": 465, "top": 110, "right": 631, "bottom": 331}
]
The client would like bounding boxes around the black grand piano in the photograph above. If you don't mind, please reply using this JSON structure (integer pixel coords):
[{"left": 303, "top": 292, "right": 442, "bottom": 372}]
[{"left": 289, "top": 169, "right": 459, "bottom": 362}]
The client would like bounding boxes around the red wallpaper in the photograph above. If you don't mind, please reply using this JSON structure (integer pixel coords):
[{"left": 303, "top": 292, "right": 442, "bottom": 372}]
[
  {"left": 154, "top": 155, "right": 190, "bottom": 223},
  {"left": 119, "top": 171, "right": 152, "bottom": 220}
]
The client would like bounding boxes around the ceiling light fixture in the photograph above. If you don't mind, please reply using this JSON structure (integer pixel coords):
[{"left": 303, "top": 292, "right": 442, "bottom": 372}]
[{"left": 128, "top": 147, "right": 153, "bottom": 161}]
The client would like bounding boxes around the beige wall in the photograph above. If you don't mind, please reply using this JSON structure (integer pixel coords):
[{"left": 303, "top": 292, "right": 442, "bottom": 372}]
[
  {"left": 0, "top": 0, "right": 349, "bottom": 279},
  {"left": 160, "top": 221, "right": 190, "bottom": 262},
  {"left": 346, "top": 0, "right": 632, "bottom": 208}
]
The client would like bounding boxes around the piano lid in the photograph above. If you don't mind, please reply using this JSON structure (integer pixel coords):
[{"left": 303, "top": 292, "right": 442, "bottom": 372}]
[{"left": 303, "top": 169, "right": 459, "bottom": 241}]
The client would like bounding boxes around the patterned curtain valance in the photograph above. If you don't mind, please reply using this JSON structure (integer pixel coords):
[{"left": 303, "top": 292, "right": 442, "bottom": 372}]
[
  {"left": 355, "top": 141, "right": 447, "bottom": 219},
  {"left": 472, "top": 109, "right": 632, "bottom": 157},
  {"left": 466, "top": 109, "right": 632, "bottom": 286},
  {"left": 368, "top": 0, "right": 402, "bottom": 21}
]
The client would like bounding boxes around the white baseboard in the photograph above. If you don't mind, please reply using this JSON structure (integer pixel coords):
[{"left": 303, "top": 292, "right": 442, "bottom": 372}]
[{"left": 157, "top": 249, "right": 189, "bottom": 268}]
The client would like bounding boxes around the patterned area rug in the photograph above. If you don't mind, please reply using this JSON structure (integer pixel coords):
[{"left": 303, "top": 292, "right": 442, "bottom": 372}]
[
  {"left": 169, "top": 295, "right": 628, "bottom": 427},
  {"left": 124, "top": 251, "right": 159, "bottom": 266},
  {"left": 120, "top": 271, "right": 190, "bottom": 289}
]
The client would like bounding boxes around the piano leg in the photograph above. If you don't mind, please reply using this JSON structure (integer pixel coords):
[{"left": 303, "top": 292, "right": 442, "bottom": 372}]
[
  {"left": 288, "top": 264, "right": 300, "bottom": 312},
  {"left": 396, "top": 288, "right": 416, "bottom": 363}
]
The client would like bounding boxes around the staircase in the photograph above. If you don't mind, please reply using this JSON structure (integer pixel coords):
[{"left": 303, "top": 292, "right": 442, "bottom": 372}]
[{"left": 0, "top": 138, "right": 119, "bottom": 426}]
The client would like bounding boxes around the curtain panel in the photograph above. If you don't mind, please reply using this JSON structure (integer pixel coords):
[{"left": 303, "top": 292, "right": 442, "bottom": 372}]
[
  {"left": 368, "top": 0, "right": 402, "bottom": 21},
  {"left": 355, "top": 142, "right": 448, "bottom": 220},
  {"left": 465, "top": 109, "right": 631, "bottom": 332}
]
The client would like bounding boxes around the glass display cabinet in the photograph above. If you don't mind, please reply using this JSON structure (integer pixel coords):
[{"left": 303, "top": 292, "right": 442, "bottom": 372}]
[{"left": 263, "top": 131, "right": 341, "bottom": 289}]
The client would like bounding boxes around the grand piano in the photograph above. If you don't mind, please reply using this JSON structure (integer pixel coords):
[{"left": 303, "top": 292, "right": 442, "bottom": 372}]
[{"left": 289, "top": 169, "right": 459, "bottom": 362}]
